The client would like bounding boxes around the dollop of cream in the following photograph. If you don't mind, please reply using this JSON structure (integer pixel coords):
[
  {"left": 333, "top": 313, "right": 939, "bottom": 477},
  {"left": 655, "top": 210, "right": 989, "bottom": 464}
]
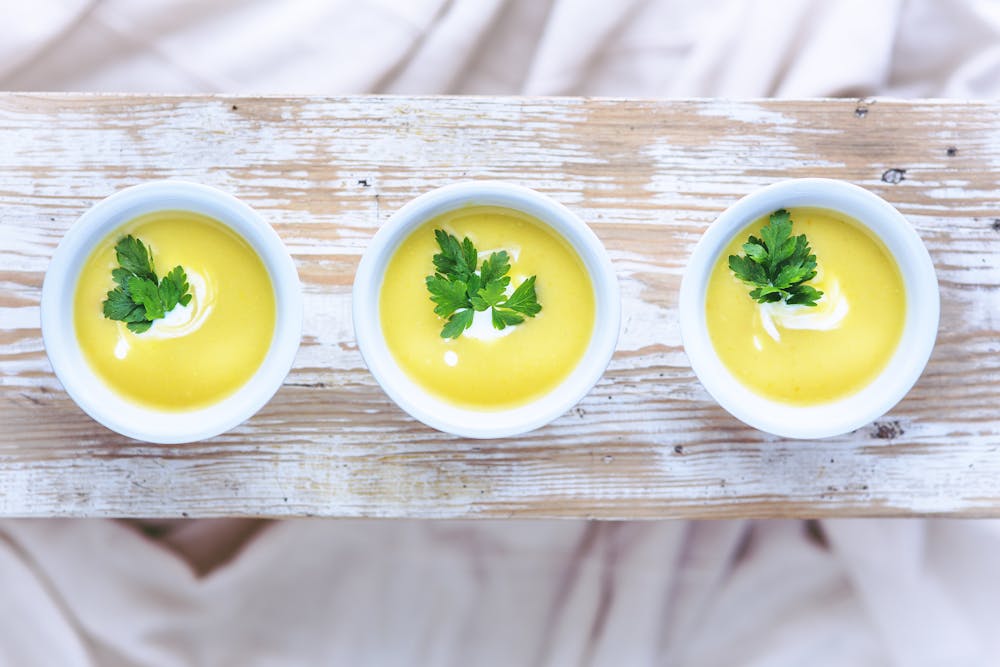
[
  {"left": 114, "top": 269, "right": 214, "bottom": 359},
  {"left": 463, "top": 308, "right": 517, "bottom": 341},
  {"left": 758, "top": 273, "right": 849, "bottom": 343},
  {"left": 145, "top": 270, "right": 214, "bottom": 340}
]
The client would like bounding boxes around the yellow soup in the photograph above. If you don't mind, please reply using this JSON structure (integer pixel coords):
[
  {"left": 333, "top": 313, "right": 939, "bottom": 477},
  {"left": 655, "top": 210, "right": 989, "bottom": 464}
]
[
  {"left": 706, "top": 207, "right": 905, "bottom": 404},
  {"left": 380, "top": 206, "right": 595, "bottom": 409},
  {"left": 74, "top": 211, "right": 276, "bottom": 410}
]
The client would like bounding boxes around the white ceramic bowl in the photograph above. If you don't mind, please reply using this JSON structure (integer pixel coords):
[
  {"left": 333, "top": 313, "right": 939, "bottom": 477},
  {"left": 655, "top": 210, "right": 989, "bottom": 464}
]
[
  {"left": 679, "top": 178, "right": 939, "bottom": 439},
  {"left": 41, "top": 181, "right": 303, "bottom": 443},
  {"left": 353, "top": 181, "right": 620, "bottom": 438}
]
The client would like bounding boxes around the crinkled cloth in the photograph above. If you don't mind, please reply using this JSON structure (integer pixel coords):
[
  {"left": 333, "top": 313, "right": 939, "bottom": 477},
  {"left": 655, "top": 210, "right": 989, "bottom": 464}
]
[{"left": 2, "top": 0, "right": 1000, "bottom": 665}]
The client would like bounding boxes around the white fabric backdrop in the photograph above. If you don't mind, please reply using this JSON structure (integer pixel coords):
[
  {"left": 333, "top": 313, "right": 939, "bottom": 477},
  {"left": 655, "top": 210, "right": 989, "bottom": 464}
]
[{"left": 2, "top": 0, "right": 1000, "bottom": 665}]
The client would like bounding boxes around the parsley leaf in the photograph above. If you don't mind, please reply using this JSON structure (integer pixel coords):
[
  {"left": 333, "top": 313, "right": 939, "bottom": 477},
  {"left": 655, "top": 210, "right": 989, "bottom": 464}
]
[
  {"left": 127, "top": 320, "right": 153, "bottom": 334},
  {"left": 101, "top": 235, "right": 193, "bottom": 333},
  {"left": 103, "top": 288, "right": 140, "bottom": 320},
  {"left": 128, "top": 276, "right": 165, "bottom": 321},
  {"left": 728, "top": 210, "right": 823, "bottom": 307},
  {"left": 441, "top": 308, "right": 474, "bottom": 339},
  {"left": 160, "top": 265, "right": 192, "bottom": 311},
  {"left": 471, "top": 280, "right": 507, "bottom": 311},
  {"left": 111, "top": 267, "right": 133, "bottom": 292},
  {"left": 432, "top": 229, "right": 477, "bottom": 282},
  {"left": 491, "top": 308, "right": 524, "bottom": 330},
  {"left": 425, "top": 229, "right": 542, "bottom": 339},
  {"left": 500, "top": 275, "right": 541, "bottom": 317},
  {"left": 478, "top": 250, "right": 510, "bottom": 287},
  {"left": 426, "top": 275, "right": 470, "bottom": 318},
  {"left": 115, "top": 234, "right": 156, "bottom": 281}
]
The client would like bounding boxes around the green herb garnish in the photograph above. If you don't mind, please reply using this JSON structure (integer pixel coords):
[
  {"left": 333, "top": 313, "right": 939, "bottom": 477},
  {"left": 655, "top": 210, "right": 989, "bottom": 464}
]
[
  {"left": 101, "top": 235, "right": 192, "bottom": 333},
  {"left": 425, "top": 229, "right": 541, "bottom": 339},
  {"left": 728, "top": 209, "right": 824, "bottom": 307}
]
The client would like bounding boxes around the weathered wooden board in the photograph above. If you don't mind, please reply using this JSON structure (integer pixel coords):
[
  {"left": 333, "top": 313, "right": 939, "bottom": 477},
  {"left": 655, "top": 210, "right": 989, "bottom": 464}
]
[{"left": 1, "top": 95, "right": 998, "bottom": 518}]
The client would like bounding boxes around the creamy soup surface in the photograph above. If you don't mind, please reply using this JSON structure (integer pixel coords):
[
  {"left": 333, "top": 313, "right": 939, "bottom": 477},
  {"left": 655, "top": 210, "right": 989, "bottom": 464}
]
[
  {"left": 706, "top": 207, "right": 905, "bottom": 405},
  {"left": 380, "top": 206, "right": 595, "bottom": 409},
  {"left": 74, "top": 210, "right": 275, "bottom": 410}
]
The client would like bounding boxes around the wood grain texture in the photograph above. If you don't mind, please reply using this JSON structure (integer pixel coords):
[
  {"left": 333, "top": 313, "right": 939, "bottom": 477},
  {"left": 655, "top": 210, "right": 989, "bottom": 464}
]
[{"left": 1, "top": 94, "right": 999, "bottom": 518}]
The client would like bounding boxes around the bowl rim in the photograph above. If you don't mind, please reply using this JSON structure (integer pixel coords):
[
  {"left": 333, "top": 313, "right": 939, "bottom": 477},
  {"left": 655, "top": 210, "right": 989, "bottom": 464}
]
[
  {"left": 40, "top": 180, "right": 303, "bottom": 444},
  {"left": 678, "top": 178, "right": 939, "bottom": 439},
  {"left": 352, "top": 180, "right": 621, "bottom": 439}
]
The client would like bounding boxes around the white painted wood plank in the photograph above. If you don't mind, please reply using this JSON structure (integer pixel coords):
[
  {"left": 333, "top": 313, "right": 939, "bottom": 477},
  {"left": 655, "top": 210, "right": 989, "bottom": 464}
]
[{"left": 1, "top": 95, "right": 998, "bottom": 518}]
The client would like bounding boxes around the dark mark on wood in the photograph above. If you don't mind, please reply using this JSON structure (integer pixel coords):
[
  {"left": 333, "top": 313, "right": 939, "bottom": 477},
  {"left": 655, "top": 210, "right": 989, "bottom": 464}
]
[
  {"left": 673, "top": 445, "right": 683, "bottom": 454},
  {"left": 872, "top": 420, "right": 904, "bottom": 440},
  {"left": 357, "top": 178, "right": 370, "bottom": 187},
  {"left": 992, "top": 219, "right": 1000, "bottom": 232},
  {"left": 285, "top": 381, "right": 328, "bottom": 388},
  {"left": 854, "top": 105, "right": 868, "bottom": 118},
  {"left": 881, "top": 168, "right": 906, "bottom": 184},
  {"left": 20, "top": 392, "right": 42, "bottom": 406},
  {"left": 946, "top": 146, "right": 958, "bottom": 157},
  {"left": 231, "top": 104, "right": 238, "bottom": 111}
]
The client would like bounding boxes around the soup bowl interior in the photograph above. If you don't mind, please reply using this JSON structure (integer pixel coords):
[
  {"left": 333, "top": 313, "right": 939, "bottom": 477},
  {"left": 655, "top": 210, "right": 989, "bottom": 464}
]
[
  {"left": 679, "top": 178, "right": 939, "bottom": 439},
  {"left": 353, "top": 181, "right": 620, "bottom": 439},
  {"left": 41, "top": 181, "right": 303, "bottom": 444}
]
